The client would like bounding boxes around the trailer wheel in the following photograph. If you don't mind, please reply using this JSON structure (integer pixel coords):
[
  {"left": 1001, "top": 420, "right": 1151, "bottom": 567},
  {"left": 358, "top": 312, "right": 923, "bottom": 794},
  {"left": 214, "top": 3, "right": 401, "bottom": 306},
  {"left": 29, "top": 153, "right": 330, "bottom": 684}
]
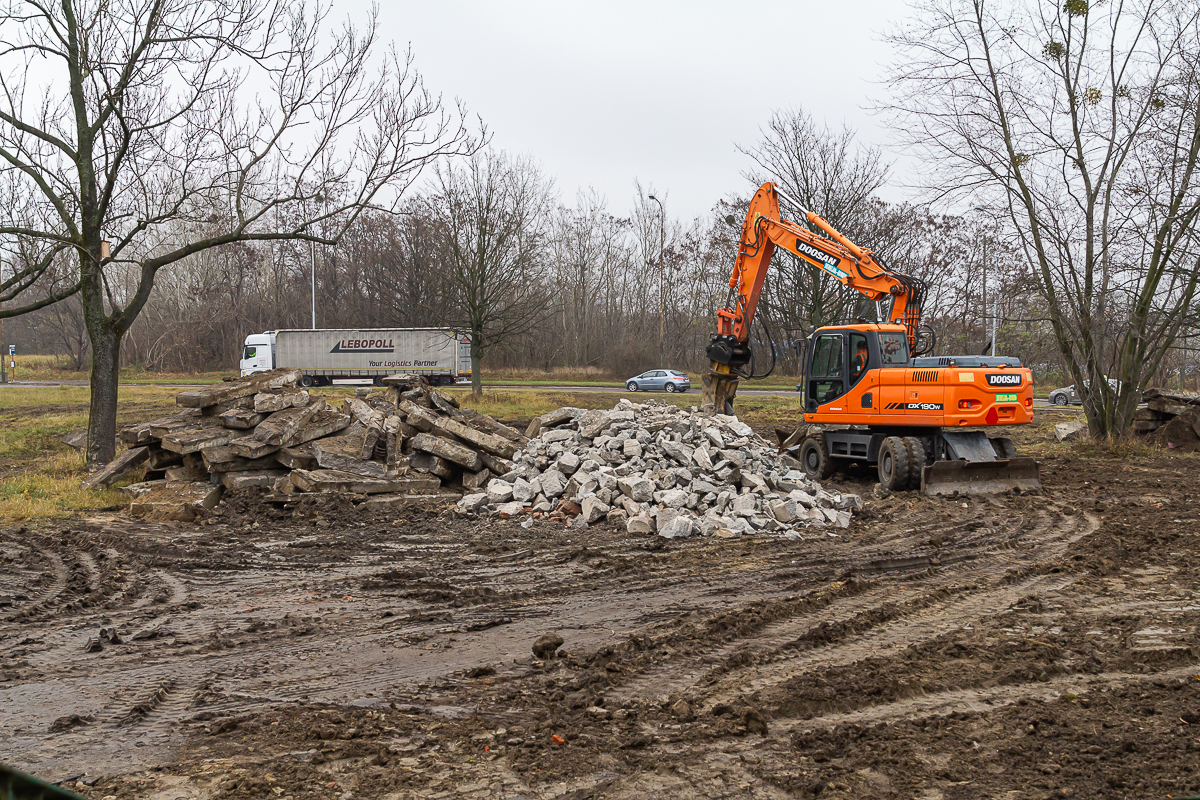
[
  {"left": 878, "top": 436, "right": 911, "bottom": 492},
  {"left": 800, "top": 434, "right": 834, "bottom": 481},
  {"left": 300, "top": 375, "right": 314, "bottom": 388},
  {"left": 373, "top": 376, "right": 384, "bottom": 387},
  {"left": 903, "top": 436, "right": 926, "bottom": 490},
  {"left": 990, "top": 437, "right": 1018, "bottom": 459}
]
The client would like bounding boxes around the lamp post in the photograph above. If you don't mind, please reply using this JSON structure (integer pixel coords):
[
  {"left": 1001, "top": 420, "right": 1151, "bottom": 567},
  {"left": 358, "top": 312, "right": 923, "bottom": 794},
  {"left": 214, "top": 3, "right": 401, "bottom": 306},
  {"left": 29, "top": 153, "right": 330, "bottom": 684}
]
[
  {"left": 648, "top": 193, "right": 665, "bottom": 368},
  {"left": 972, "top": 206, "right": 999, "bottom": 356},
  {"left": 310, "top": 239, "right": 317, "bottom": 330}
]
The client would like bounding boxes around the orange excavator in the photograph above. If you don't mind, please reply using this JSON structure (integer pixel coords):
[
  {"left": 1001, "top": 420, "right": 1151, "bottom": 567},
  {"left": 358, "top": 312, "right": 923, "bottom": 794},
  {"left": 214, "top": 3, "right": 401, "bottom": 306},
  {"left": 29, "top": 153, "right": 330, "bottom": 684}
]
[{"left": 702, "top": 182, "right": 1041, "bottom": 495}]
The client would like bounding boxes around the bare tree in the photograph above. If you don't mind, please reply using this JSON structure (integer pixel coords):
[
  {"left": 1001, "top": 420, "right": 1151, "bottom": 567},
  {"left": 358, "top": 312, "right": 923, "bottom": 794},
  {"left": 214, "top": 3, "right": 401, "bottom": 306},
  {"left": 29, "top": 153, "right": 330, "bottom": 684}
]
[
  {"left": 424, "top": 151, "right": 554, "bottom": 396},
  {"left": 738, "top": 109, "right": 893, "bottom": 339},
  {"left": 887, "top": 0, "right": 1200, "bottom": 436},
  {"left": 0, "top": 0, "right": 479, "bottom": 464}
]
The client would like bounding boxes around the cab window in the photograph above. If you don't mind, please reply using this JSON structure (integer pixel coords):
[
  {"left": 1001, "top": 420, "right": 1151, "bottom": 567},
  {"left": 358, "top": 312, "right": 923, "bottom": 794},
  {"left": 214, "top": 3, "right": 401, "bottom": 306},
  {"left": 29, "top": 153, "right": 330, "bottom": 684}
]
[
  {"left": 243, "top": 346, "right": 256, "bottom": 360},
  {"left": 809, "top": 333, "right": 845, "bottom": 405},
  {"left": 878, "top": 332, "right": 908, "bottom": 365},
  {"left": 849, "top": 333, "right": 869, "bottom": 384}
]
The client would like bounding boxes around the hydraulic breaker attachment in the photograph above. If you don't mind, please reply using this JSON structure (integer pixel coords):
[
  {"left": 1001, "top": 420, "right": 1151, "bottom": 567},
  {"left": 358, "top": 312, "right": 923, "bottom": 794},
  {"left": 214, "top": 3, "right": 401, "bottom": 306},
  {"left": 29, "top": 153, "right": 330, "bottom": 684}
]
[
  {"left": 921, "top": 457, "right": 1042, "bottom": 496},
  {"left": 701, "top": 364, "right": 739, "bottom": 415}
]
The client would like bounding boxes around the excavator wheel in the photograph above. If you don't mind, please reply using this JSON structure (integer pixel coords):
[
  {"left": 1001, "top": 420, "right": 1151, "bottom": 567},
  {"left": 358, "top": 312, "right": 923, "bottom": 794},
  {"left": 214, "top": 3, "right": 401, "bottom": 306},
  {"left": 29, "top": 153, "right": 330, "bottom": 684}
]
[
  {"left": 799, "top": 434, "right": 835, "bottom": 481},
  {"left": 878, "top": 436, "right": 911, "bottom": 492},
  {"left": 903, "top": 436, "right": 927, "bottom": 490},
  {"left": 990, "top": 437, "right": 1018, "bottom": 459}
]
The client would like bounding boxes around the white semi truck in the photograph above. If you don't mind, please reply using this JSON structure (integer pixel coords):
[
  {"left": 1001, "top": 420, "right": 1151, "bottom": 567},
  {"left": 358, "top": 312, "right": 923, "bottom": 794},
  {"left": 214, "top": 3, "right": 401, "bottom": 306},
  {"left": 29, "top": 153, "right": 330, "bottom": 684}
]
[{"left": 239, "top": 328, "right": 472, "bottom": 387}]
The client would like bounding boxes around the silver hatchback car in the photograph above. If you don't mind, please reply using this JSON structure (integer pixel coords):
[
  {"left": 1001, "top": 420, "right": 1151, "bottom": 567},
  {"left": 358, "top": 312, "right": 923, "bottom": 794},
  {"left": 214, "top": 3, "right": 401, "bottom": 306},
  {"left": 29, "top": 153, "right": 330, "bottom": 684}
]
[{"left": 626, "top": 369, "right": 690, "bottom": 393}]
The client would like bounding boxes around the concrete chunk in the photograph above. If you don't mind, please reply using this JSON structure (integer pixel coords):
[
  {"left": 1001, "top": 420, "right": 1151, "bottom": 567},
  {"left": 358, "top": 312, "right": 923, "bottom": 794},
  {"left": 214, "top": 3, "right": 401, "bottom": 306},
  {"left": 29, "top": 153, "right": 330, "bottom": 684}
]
[
  {"left": 276, "top": 442, "right": 317, "bottom": 470},
  {"left": 160, "top": 426, "right": 234, "bottom": 455},
  {"left": 410, "top": 451, "right": 455, "bottom": 480},
  {"left": 176, "top": 368, "right": 301, "bottom": 408},
  {"left": 290, "top": 469, "right": 437, "bottom": 495},
  {"left": 313, "top": 435, "right": 386, "bottom": 478},
  {"left": 229, "top": 436, "right": 281, "bottom": 460},
  {"left": 222, "top": 470, "right": 289, "bottom": 490},
  {"left": 253, "top": 389, "right": 309, "bottom": 413},
  {"left": 82, "top": 446, "right": 150, "bottom": 490},
  {"left": 411, "top": 433, "right": 483, "bottom": 472},
  {"left": 253, "top": 404, "right": 320, "bottom": 447},
  {"left": 128, "top": 481, "right": 223, "bottom": 521}
]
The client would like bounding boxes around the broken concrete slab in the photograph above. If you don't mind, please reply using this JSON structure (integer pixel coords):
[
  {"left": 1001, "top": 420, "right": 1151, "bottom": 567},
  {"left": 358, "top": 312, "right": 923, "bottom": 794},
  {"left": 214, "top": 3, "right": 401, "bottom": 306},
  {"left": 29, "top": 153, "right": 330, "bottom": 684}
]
[
  {"left": 289, "top": 469, "right": 438, "bottom": 495},
  {"left": 276, "top": 442, "right": 317, "bottom": 470},
  {"left": 1054, "top": 421, "right": 1087, "bottom": 442},
  {"left": 82, "top": 446, "right": 150, "bottom": 490},
  {"left": 219, "top": 408, "right": 268, "bottom": 430},
  {"left": 253, "top": 389, "right": 310, "bottom": 413},
  {"left": 253, "top": 403, "right": 320, "bottom": 447},
  {"left": 203, "top": 453, "right": 281, "bottom": 473},
  {"left": 175, "top": 368, "right": 302, "bottom": 408},
  {"left": 147, "top": 447, "right": 185, "bottom": 471},
  {"left": 61, "top": 429, "right": 87, "bottom": 449},
  {"left": 128, "top": 481, "right": 223, "bottom": 521},
  {"left": 312, "top": 434, "right": 387, "bottom": 479},
  {"left": 229, "top": 436, "right": 281, "bottom": 460},
  {"left": 428, "top": 415, "right": 519, "bottom": 459},
  {"left": 359, "top": 487, "right": 453, "bottom": 511},
  {"left": 160, "top": 426, "right": 235, "bottom": 455},
  {"left": 411, "top": 433, "right": 483, "bottom": 472},
  {"left": 221, "top": 470, "right": 289, "bottom": 490},
  {"left": 410, "top": 451, "right": 455, "bottom": 480}
]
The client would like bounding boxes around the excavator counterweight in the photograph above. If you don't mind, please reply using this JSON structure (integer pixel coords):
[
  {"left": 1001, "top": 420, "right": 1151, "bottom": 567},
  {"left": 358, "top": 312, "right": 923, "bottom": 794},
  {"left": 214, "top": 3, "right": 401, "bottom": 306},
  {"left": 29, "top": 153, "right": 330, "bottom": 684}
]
[{"left": 705, "top": 183, "right": 1041, "bottom": 496}]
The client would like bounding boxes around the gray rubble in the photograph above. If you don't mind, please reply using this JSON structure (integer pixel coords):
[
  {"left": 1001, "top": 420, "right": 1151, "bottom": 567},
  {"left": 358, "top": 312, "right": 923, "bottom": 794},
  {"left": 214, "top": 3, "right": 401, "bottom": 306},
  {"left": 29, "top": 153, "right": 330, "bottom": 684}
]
[
  {"left": 95, "top": 368, "right": 506, "bottom": 519},
  {"left": 459, "top": 398, "right": 858, "bottom": 538}
]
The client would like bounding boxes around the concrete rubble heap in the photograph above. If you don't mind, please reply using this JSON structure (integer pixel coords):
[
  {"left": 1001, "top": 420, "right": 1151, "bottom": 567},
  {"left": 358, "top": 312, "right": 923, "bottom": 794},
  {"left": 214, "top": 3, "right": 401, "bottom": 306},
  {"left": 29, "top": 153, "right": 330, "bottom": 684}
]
[
  {"left": 1135, "top": 388, "right": 1200, "bottom": 450},
  {"left": 458, "top": 398, "right": 859, "bottom": 538},
  {"left": 93, "top": 368, "right": 526, "bottom": 520}
]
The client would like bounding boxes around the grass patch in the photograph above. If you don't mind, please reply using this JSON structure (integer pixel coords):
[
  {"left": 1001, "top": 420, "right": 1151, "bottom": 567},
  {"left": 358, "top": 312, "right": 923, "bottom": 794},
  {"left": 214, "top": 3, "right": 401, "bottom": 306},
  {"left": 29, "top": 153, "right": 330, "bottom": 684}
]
[
  {"left": 0, "top": 451, "right": 127, "bottom": 524},
  {"left": 8, "top": 354, "right": 226, "bottom": 384},
  {"left": 443, "top": 386, "right": 806, "bottom": 431},
  {"left": 0, "top": 385, "right": 179, "bottom": 524}
]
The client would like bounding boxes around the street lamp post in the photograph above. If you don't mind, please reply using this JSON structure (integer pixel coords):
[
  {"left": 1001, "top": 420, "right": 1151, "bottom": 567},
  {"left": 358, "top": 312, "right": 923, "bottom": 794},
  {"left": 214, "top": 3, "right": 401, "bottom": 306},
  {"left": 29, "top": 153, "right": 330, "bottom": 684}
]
[
  {"left": 310, "top": 239, "right": 317, "bottom": 330},
  {"left": 972, "top": 206, "right": 998, "bottom": 356},
  {"left": 648, "top": 193, "right": 665, "bottom": 369}
]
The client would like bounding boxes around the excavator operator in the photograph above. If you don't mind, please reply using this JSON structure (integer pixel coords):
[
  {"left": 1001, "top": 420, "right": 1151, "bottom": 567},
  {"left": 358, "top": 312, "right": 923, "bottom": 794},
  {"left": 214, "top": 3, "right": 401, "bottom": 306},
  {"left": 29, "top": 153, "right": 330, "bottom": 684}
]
[{"left": 850, "top": 340, "right": 869, "bottom": 385}]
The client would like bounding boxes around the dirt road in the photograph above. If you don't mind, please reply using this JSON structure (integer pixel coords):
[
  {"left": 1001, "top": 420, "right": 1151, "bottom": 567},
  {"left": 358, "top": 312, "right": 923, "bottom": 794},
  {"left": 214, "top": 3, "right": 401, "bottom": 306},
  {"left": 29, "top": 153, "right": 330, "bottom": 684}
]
[{"left": 2, "top": 414, "right": 1197, "bottom": 799}]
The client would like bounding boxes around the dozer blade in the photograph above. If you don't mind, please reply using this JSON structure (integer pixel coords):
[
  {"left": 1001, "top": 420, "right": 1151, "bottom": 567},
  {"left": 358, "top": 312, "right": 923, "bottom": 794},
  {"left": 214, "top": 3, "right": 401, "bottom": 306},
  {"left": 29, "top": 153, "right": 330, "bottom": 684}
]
[{"left": 921, "top": 457, "right": 1042, "bottom": 496}]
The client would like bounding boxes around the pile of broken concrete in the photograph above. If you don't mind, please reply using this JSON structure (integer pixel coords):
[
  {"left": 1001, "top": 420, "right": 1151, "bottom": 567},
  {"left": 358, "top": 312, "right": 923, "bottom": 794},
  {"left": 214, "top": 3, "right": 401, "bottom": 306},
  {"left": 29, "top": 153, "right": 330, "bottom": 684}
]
[
  {"left": 84, "top": 368, "right": 526, "bottom": 521},
  {"left": 458, "top": 399, "right": 859, "bottom": 538}
]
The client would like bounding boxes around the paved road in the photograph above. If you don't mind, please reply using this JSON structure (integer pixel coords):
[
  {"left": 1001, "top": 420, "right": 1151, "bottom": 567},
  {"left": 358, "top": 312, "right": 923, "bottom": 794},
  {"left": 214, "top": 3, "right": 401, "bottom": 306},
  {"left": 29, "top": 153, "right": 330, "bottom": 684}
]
[{"left": 2, "top": 378, "right": 1071, "bottom": 408}]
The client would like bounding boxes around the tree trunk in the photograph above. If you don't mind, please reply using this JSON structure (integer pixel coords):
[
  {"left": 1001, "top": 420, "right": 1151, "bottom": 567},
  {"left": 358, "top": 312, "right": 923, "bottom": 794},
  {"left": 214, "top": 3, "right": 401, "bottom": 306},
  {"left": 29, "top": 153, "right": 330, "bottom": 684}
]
[
  {"left": 470, "top": 333, "right": 483, "bottom": 398},
  {"left": 86, "top": 323, "right": 120, "bottom": 466}
]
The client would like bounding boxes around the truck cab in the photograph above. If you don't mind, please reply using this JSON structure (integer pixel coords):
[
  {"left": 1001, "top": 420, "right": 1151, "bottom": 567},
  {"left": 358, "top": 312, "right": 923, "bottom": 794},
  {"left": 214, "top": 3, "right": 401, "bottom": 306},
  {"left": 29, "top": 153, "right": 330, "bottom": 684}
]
[{"left": 240, "top": 332, "right": 275, "bottom": 376}]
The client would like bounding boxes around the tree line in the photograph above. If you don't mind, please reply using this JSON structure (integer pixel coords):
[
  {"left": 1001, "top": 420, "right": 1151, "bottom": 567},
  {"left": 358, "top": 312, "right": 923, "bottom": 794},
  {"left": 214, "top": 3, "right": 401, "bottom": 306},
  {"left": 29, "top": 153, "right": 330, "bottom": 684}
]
[{"left": 2, "top": 0, "right": 1198, "bottom": 461}]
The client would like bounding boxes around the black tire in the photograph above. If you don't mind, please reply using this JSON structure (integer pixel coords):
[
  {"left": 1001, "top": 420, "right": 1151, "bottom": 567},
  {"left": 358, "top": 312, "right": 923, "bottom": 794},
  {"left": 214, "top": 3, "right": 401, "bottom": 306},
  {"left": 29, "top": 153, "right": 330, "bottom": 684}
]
[
  {"left": 627, "top": 381, "right": 638, "bottom": 392},
  {"left": 300, "top": 375, "right": 314, "bottom": 388},
  {"left": 799, "top": 434, "right": 835, "bottom": 481},
  {"left": 665, "top": 382, "right": 677, "bottom": 393},
  {"left": 1053, "top": 394, "right": 1068, "bottom": 406},
  {"left": 903, "top": 436, "right": 926, "bottom": 490},
  {"left": 372, "top": 376, "right": 384, "bottom": 387},
  {"left": 990, "top": 437, "right": 1018, "bottom": 459},
  {"left": 878, "top": 436, "right": 911, "bottom": 492}
]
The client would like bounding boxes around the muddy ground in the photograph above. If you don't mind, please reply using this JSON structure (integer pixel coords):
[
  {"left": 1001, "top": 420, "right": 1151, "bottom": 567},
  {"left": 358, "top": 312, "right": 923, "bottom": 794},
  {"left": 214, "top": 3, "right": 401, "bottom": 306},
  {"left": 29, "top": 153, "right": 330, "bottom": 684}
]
[{"left": 2, "top": 406, "right": 1199, "bottom": 799}]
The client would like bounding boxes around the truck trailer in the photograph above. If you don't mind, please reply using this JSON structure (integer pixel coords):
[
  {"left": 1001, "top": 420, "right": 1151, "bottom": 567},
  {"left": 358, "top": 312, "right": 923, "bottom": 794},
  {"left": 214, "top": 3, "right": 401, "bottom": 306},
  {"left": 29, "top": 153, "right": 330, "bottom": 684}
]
[{"left": 239, "top": 328, "right": 472, "bottom": 387}]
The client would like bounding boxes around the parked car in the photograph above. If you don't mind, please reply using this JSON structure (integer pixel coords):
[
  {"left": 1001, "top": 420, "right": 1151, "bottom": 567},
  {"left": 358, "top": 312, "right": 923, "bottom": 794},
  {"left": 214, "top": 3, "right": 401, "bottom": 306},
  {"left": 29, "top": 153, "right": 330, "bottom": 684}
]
[
  {"left": 626, "top": 369, "right": 690, "bottom": 393},
  {"left": 1048, "top": 378, "right": 1119, "bottom": 406}
]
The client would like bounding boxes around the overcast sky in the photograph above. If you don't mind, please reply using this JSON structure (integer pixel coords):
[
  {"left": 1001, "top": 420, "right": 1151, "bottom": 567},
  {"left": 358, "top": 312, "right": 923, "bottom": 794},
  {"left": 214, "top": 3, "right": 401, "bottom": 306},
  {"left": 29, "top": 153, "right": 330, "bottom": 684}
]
[{"left": 368, "top": 1, "right": 913, "bottom": 221}]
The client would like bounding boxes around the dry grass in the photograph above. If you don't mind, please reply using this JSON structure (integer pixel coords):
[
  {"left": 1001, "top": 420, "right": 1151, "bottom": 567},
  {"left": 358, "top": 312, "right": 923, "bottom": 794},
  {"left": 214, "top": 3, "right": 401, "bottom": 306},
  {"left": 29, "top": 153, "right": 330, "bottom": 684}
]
[
  {"left": 9, "top": 354, "right": 226, "bottom": 384},
  {"left": 0, "top": 385, "right": 178, "bottom": 523}
]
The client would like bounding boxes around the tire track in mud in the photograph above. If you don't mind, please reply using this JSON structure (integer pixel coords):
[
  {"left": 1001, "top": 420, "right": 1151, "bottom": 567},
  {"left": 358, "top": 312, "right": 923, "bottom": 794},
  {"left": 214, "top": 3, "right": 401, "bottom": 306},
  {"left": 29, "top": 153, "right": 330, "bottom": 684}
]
[
  {"left": 778, "top": 663, "right": 1200, "bottom": 734},
  {"left": 610, "top": 504, "right": 1098, "bottom": 708}
]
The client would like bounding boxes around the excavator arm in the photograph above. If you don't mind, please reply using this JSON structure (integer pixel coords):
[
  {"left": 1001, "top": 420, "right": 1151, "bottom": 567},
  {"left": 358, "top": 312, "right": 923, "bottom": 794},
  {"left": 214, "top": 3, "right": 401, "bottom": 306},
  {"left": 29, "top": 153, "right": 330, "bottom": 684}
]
[{"left": 702, "top": 182, "right": 926, "bottom": 413}]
